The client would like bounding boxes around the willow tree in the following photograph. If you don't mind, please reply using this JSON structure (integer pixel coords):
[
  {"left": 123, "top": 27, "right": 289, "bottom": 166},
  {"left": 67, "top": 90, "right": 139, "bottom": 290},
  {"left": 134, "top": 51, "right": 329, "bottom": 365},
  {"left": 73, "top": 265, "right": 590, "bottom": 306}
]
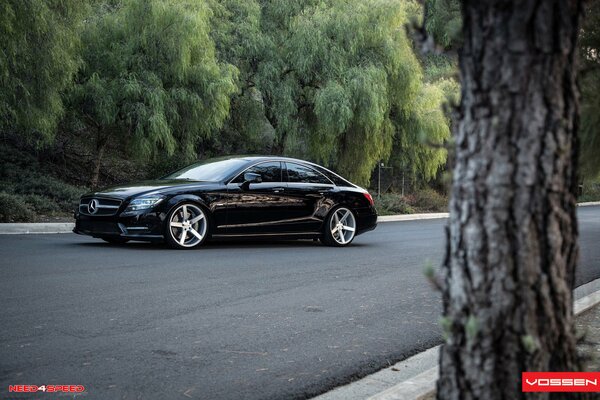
[
  {"left": 209, "top": 0, "right": 451, "bottom": 187},
  {"left": 0, "top": 0, "right": 85, "bottom": 142},
  {"left": 68, "top": 0, "right": 237, "bottom": 187},
  {"left": 579, "top": 0, "right": 600, "bottom": 181},
  {"left": 438, "top": 0, "right": 584, "bottom": 398}
]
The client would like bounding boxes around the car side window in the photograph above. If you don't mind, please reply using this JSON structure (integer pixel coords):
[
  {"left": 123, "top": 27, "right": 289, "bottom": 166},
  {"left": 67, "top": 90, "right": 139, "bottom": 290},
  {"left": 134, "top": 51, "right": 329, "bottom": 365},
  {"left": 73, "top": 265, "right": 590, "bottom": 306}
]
[
  {"left": 232, "top": 162, "right": 283, "bottom": 183},
  {"left": 285, "top": 162, "right": 332, "bottom": 184}
]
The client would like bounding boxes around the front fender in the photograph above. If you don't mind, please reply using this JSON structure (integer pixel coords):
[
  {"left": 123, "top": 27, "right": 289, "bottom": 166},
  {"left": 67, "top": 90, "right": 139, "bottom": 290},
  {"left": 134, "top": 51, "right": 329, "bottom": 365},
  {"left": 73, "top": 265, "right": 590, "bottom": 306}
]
[{"left": 164, "top": 194, "right": 210, "bottom": 212}]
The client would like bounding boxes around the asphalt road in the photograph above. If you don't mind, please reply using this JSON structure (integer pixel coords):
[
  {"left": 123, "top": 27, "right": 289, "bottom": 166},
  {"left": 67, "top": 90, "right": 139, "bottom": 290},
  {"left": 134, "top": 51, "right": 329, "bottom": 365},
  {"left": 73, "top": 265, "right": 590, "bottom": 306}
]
[{"left": 1, "top": 207, "right": 599, "bottom": 400}]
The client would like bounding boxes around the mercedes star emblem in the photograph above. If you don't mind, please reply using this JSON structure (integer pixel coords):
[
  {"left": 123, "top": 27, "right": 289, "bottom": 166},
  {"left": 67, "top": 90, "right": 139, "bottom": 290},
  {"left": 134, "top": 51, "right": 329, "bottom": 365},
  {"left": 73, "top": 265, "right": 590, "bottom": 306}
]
[{"left": 88, "top": 199, "right": 99, "bottom": 214}]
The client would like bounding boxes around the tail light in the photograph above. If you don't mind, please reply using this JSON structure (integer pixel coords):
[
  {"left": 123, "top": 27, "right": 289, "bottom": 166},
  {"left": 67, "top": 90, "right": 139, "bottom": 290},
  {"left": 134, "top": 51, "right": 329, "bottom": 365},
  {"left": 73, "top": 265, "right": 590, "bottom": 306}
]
[{"left": 363, "top": 192, "right": 375, "bottom": 206}]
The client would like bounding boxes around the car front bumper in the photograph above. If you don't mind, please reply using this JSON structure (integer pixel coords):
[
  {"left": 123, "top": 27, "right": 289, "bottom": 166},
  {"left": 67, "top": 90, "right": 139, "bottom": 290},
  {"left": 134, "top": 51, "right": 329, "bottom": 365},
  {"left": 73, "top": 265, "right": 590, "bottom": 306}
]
[{"left": 73, "top": 210, "right": 166, "bottom": 242}]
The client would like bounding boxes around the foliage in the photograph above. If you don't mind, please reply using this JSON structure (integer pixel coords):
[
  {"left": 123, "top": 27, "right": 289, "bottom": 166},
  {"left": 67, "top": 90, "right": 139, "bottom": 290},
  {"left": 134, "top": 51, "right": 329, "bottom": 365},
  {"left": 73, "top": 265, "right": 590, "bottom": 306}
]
[
  {"left": 1, "top": 0, "right": 456, "bottom": 199},
  {"left": 67, "top": 0, "right": 237, "bottom": 184},
  {"left": 0, "top": 192, "right": 34, "bottom": 223},
  {"left": 375, "top": 194, "right": 416, "bottom": 215},
  {"left": 209, "top": 0, "right": 452, "bottom": 186},
  {"left": 423, "top": 0, "right": 599, "bottom": 180},
  {"left": 0, "top": 141, "right": 85, "bottom": 215},
  {"left": 579, "top": 0, "right": 600, "bottom": 180},
  {"left": 0, "top": 0, "right": 86, "bottom": 143},
  {"left": 579, "top": 182, "right": 600, "bottom": 203},
  {"left": 412, "top": 187, "right": 448, "bottom": 212},
  {"left": 375, "top": 189, "right": 448, "bottom": 215},
  {"left": 388, "top": 82, "right": 451, "bottom": 183},
  {"left": 424, "top": 0, "right": 461, "bottom": 49}
]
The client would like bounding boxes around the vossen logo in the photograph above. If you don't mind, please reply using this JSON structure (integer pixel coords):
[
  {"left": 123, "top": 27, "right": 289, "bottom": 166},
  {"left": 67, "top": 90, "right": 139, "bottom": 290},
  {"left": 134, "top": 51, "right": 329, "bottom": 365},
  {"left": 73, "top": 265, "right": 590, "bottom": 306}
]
[{"left": 522, "top": 372, "right": 599, "bottom": 392}]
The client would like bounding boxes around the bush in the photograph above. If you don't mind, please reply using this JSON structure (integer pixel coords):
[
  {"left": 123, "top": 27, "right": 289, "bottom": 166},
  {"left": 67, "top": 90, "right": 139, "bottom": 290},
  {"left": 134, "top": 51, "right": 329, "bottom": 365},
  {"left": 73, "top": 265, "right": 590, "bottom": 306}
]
[
  {"left": 412, "top": 188, "right": 448, "bottom": 212},
  {"left": 0, "top": 141, "right": 86, "bottom": 217},
  {"left": 15, "top": 174, "right": 83, "bottom": 212},
  {"left": 374, "top": 188, "right": 448, "bottom": 215},
  {"left": 21, "top": 194, "right": 62, "bottom": 214},
  {"left": 375, "top": 194, "right": 416, "bottom": 215},
  {"left": 0, "top": 192, "right": 34, "bottom": 222},
  {"left": 579, "top": 182, "right": 600, "bottom": 202}
]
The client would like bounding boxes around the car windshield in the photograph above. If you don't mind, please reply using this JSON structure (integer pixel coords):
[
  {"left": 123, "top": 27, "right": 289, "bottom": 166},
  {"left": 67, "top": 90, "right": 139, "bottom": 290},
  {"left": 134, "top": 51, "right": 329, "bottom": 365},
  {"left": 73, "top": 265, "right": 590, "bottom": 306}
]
[{"left": 161, "top": 158, "right": 247, "bottom": 182}]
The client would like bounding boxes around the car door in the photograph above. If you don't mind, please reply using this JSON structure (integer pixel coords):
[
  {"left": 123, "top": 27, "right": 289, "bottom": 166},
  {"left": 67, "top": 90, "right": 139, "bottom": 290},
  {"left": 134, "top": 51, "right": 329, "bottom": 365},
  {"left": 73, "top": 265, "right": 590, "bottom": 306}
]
[
  {"left": 225, "top": 161, "right": 293, "bottom": 235},
  {"left": 282, "top": 162, "right": 336, "bottom": 233}
]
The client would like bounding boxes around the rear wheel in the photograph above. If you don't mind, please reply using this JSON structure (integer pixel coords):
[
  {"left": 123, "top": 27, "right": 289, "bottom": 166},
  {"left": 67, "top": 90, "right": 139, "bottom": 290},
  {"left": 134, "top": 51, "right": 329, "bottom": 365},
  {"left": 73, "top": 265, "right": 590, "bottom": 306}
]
[
  {"left": 165, "top": 203, "right": 209, "bottom": 249},
  {"left": 322, "top": 207, "right": 357, "bottom": 247}
]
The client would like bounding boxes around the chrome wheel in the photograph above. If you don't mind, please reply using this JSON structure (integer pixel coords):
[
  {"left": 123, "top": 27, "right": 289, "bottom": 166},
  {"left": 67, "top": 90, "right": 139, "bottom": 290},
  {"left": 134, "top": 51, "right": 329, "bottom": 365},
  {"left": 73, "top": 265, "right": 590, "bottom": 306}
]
[
  {"left": 329, "top": 207, "right": 356, "bottom": 245},
  {"left": 168, "top": 204, "right": 207, "bottom": 248}
]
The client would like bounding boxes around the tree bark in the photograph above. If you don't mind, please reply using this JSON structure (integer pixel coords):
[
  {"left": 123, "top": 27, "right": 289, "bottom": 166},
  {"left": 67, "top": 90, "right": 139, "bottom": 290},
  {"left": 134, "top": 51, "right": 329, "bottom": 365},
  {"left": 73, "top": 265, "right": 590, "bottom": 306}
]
[
  {"left": 90, "top": 134, "right": 108, "bottom": 189},
  {"left": 438, "top": 1, "right": 584, "bottom": 399}
]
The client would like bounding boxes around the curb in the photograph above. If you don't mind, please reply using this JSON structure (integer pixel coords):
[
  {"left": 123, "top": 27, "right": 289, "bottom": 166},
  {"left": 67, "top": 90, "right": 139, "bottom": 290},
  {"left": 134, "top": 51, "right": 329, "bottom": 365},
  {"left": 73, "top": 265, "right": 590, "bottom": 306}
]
[
  {"left": 0, "top": 222, "right": 75, "bottom": 235},
  {"left": 378, "top": 213, "right": 448, "bottom": 222},
  {"left": 315, "top": 278, "right": 600, "bottom": 400},
  {"left": 376, "top": 201, "right": 600, "bottom": 223},
  {"left": 578, "top": 201, "right": 600, "bottom": 206},
  {"left": 0, "top": 202, "right": 597, "bottom": 234}
]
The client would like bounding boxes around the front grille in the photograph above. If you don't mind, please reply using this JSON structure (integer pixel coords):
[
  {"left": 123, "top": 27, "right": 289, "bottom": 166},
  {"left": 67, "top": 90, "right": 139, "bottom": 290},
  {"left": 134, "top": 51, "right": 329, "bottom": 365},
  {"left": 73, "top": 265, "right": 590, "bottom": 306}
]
[{"left": 79, "top": 196, "right": 122, "bottom": 216}]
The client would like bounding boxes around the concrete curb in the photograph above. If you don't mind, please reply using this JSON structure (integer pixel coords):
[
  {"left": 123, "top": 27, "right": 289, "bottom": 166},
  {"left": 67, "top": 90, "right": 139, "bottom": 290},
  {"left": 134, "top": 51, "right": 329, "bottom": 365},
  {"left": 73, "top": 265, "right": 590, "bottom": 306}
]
[
  {"left": 0, "top": 222, "right": 75, "bottom": 234},
  {"left": 315, "top": 278, "right": 600, "bottom": 400},
  {"left": 0, "top": 202, "right": 597, "bottom": 234},
  {"left": 376, "top": 201, "right": 600, "bottom": 223},
  {"left": 378, "top": 213, "right": 448, "bottom": 222},
  {"left": 578, "top": 201, "right": 600, "bottom": 207}
]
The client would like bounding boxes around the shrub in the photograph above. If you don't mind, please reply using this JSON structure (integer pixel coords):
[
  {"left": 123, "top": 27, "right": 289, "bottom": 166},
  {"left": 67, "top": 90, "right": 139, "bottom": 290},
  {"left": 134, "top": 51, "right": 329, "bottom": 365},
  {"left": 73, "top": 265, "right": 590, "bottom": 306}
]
[
  {"left": 0, "top": 141, "right": 86, "bottom": 215},
  {"left": 374, "top": 188, "right": 448, "bottom": 215},
  {"left": 579, "top": 182, "right": 600, "bottom": 202},
  {"left": 22, "top": 194, "right": 62, "bottom": 214},
  {"left": 0, "top": 192, "right": 34, "bottom": 222},
  {"left": 413, "top": 188, "right": 448, "bottom": 212},
  {"left": 15, "top": 174, "right": 83, "bottom": 212},
  {"left": 375, "top": 193, "right": 416, "bottom": 215}
]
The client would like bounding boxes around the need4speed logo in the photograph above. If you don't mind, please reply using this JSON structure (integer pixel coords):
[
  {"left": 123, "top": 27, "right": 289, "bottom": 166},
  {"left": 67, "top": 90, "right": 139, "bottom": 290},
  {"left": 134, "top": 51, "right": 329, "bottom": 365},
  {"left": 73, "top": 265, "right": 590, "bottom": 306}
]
[{"left": 8, "top": 385, "right": 85, "bottom": 393}]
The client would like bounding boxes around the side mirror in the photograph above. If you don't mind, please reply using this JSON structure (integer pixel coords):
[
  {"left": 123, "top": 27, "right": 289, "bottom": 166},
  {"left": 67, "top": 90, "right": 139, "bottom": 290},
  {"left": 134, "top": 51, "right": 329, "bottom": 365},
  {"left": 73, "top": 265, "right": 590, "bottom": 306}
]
[{"left": 241, "top": 172, "right": 262, "bottom": 190}]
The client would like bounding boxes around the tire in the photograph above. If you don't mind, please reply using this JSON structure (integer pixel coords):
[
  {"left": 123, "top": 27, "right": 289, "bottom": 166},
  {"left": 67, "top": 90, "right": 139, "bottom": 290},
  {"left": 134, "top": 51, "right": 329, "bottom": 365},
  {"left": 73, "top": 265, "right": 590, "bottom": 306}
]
[
  {"left": 164, "top": 202, "right": 209, "bottom": 249},
  {"left": 101, "top": 237, "right": 129, "bottom": 244},
  {"left": 322, "top": 206, "right": 357, "bottom": 247}
]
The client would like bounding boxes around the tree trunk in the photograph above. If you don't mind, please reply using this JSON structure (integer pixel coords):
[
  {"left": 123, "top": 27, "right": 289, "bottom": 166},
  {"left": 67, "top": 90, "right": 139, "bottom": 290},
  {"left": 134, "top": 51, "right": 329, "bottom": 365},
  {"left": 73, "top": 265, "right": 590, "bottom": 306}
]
[
  {"left": 90, "top": 135, "right": 108, "bottom": 189},
  {"left": 438, "top": 1, "right": 584, "bottom": 399}
]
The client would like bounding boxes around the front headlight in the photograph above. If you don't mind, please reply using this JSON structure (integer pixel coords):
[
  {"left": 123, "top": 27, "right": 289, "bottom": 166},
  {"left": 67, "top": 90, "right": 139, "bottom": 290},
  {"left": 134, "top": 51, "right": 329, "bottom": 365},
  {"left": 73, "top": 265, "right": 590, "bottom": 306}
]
[{"left": 125, "top": 196, "right": 164, "bottom": 212}]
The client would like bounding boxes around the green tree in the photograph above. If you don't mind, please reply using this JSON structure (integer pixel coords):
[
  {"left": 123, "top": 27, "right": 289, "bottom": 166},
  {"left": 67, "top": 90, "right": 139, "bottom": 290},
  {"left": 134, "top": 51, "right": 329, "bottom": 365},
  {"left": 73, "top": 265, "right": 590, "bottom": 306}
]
[
  {"left": 0, "top": 0, "right": 85, "bottom": 142},
  {"left": 424, "top": 0, "right": 461, "bottom": 50},
  {"left": 210, "top": 0, "right": 451, "bottom": 187},
  {"left": 204, "top": 0, "right": 270, "bottom": 156},
  {"left": 68, "top": 0, "right": 237, "bottom": 187},
  {"left": 579, "top": 0, "right": 600, "bottom": 180}
]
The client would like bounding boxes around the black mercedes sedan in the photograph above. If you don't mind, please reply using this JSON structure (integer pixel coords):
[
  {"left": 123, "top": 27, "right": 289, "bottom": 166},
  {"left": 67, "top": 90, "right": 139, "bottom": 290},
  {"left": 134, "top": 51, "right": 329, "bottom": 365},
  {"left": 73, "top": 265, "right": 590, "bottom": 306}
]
[{"left": 74, "top": 156, "right": 377, "bottom": 249}]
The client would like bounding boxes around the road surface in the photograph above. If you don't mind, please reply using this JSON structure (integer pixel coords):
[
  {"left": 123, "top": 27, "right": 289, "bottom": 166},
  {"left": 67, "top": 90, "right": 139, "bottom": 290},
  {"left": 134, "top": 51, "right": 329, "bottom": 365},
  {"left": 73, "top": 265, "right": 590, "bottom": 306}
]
[{"left": 1, "top": 207, "right": 599, "bottom": 399}]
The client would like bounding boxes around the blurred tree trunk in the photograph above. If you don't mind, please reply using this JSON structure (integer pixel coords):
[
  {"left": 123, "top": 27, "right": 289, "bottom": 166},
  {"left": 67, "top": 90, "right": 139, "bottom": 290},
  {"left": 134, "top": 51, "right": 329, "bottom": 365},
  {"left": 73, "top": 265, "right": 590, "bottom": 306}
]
[
  {"left": 90, "top": 134, "right": 108, "bottom": 189},
  {"left": 438, "top": 1, "right": 584, "bottom": 399}
]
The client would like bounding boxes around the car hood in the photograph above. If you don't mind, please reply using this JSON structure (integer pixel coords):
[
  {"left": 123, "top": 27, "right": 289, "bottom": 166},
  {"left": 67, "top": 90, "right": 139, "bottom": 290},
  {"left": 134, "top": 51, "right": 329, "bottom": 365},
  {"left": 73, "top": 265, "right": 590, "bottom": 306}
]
[{"left": 86, "top": 180, "right": 213, "bottom": 200}]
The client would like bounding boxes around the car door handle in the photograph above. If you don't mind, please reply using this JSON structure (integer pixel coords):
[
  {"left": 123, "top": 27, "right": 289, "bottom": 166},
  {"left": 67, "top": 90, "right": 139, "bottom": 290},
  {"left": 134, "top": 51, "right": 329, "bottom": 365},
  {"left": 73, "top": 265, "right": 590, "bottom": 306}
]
[{"left": 273, "top": 187, "right": 285, "bottom": 193}]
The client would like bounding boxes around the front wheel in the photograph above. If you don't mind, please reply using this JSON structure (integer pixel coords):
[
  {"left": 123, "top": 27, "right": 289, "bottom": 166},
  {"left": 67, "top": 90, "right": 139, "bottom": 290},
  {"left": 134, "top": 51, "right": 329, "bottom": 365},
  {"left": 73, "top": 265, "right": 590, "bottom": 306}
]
[
  {"left": 322, "top": 207, "right": 357, "bottom": 247},
  {"left": 165, "top": 203, "right": 209, "bottom": 249}
]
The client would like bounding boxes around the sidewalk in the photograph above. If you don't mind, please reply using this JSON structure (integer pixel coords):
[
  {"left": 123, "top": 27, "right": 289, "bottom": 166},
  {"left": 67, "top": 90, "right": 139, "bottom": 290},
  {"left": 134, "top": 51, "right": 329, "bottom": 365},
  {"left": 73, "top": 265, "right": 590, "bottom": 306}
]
[{"left": 314, "top": 278, "right": 600, "bottom": 400}]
